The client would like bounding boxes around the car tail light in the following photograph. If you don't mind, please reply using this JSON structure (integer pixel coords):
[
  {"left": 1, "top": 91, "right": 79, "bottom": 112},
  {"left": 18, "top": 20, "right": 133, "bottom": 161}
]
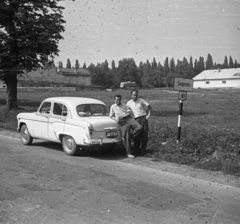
[{"left": 87, "top": 123, "right": 93, "bottom": 135}]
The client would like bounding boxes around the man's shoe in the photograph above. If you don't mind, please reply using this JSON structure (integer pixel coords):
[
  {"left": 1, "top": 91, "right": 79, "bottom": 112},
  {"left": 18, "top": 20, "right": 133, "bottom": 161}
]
[{"left": 127, "top": 154, "right": 135, "bottom": 158}]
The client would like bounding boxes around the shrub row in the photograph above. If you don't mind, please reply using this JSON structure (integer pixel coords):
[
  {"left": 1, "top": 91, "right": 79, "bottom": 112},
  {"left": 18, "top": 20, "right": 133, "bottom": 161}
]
[{"left": 148, "top": 120, "right": 240, "bottom": 176}]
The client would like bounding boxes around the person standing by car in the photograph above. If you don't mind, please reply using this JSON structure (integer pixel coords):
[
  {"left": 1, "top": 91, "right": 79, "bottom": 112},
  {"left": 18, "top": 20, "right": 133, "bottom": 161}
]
[
  {"left": 110, "top": 94, "right": 142, "bottom": 158},
  {"left": 127, "top": 90, "right": 151, "bottom": 156}
]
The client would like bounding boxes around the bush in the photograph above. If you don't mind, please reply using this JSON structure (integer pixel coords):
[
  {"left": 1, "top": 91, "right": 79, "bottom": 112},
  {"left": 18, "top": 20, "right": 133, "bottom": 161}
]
[{"left": 148, "top": 120, "right": 240, "bottom": 176}]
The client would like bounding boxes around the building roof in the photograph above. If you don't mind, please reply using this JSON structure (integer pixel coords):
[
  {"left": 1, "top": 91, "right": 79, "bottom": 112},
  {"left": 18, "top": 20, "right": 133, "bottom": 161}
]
[
  {"left": 193, "top": 68, "right": 240, "bottom": 81},
  {"left": 58, "top": 68, "right": 91, "bottom": 76},
  {"left": 21, "top": 67, "right": 91, "bottom": 78}
]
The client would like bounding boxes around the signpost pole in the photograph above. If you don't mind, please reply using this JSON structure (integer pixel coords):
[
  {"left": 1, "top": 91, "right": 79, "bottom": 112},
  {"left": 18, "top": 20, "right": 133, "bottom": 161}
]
[
  {"left": 173, "top": 78, "right": 193, "bottom": 143},
  {"left": 177, "top": 100, "right": 183, "bottom": 143}
]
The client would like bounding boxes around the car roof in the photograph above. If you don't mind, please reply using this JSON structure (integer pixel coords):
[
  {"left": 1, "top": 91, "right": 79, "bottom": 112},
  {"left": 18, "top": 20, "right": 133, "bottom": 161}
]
[{"left": 44, "top": 97, "right": 106, "bottom": 106}]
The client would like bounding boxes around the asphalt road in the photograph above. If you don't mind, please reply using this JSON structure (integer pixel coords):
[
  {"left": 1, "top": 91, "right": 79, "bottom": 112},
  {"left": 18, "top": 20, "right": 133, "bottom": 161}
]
[{"left": 0, "top": 132, "right": 240, "bottom": 224}]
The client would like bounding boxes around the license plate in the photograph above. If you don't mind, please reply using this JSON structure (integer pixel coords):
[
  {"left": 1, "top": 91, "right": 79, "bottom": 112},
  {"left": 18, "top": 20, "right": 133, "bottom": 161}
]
[{"left": 106, "top": 131, "right": 118, "bottom": 138}]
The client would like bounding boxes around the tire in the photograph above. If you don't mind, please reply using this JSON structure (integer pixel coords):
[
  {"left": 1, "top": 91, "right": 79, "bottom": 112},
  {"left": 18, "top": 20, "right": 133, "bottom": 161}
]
[
  {"left": 62, "top": 135, "right": 78, "bottom": 156},
  {"left": 20, "top": 124, "right": 33, "bottom": 145}
]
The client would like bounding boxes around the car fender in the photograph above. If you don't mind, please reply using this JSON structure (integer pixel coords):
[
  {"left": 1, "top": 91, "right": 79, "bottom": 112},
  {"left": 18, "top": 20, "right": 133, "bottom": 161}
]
[
  {"left": 62, "top": 119, "right": 88, "bottom": 145},
  {"left": 17, "top": 113, "right": 36, "bottom": 137}
]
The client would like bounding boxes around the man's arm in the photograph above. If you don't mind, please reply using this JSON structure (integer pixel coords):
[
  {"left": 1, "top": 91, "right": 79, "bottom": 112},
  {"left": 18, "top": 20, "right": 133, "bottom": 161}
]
[
  {"left": 147, "top": 104, "right": 152, "bottom": 118},
  {"left": 141, "top": 98, "right": 151, "bottom": 119},
  {"left": 120, "top": 105, "right": 131, "bottom": 119},
  {"left": 109, "top": 105, "right": 118, "bottom": 122}
]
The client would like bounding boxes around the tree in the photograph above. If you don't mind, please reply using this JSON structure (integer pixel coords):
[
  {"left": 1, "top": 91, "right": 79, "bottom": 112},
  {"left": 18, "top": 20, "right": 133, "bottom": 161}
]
[
  {"left": 111, "top": 60, "right": 116, "bottom": 71},
  {"left": 157, "top": 62, "right": 164, "bottom": 73},
  {"left": 114, "top": 58, "right": 140, "bottom": 87},
  {"left": 151, "top": 57, "right": 157, "bottom": 70},
  {"left": 157, "top": 62, "right": 164, "bottom": 87},
  {"left": 66, "top": 58, "right": 71, "bottom": 69},
  {"left": 58, "top": 61, "right": 63, "bottom": 68},
  {"left": 182, "top": 57, "right": 188, "bottom": 66},
  {"left": 87, "top": 61, "right": 113, "bottom": 87},
  {"left": 103, "top": 59, "right": 109, "bottom": 71},
  {"left": 234, "top": 59, "right": 238, "bottom": 68},
  {"left": 0, "top": 0, "right": 65, "bottom": 110},
  {"left": 163, "top": 57, "right": 169, "bottom": 77},
  {"left": 175, "top": 57, "right": 195, "bottom": 79},
  {"left": 82, "top": 63, "right": 87, "bottom": 69},
  {"left": 140, "top": 60, "right": 155, "bottom": 87},
  {"left": 194, "top": 56, "right": 205, "bottom": 75},
  {"left": 206, "top": 53, "right": 213, "bottom": 70},
  {"left": 189, "top": 56, "right": 193, "bottom": 69},
  {"left": 165, "top": 72, "right": 176, "bottom": 88},
  {"left": 75, "top": 60, "right": 80, "bottom": 69},
  {"left": 170, "top": 57, "right": 175, "bottom": 73},
  {"left": 229, "top": 56, "right": 234, "bottom": 68},
  {"left": 223, "top": 56, "right": 228, "bottom": 68}
]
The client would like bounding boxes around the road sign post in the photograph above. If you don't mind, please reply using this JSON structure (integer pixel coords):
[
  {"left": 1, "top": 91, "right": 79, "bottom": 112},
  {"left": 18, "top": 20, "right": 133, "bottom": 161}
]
[
  {"left": 177, "top": 100, "right": 183, "bottom": 142},
  {"left": 174, "top": 78, "right": 193, "bottom": 143}
]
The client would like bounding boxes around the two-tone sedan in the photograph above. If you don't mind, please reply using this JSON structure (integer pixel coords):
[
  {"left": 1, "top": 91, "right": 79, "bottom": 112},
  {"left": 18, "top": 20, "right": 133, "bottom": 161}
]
[{"left": 17, "top": 97, "right": 122, "bottom": 156}]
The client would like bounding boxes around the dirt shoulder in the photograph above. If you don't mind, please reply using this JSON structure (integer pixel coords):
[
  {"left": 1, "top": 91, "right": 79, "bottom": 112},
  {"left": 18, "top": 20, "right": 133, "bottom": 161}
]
[
  {"left": 123, "top": 156, "right": 240, "bottom": 188},
  {"left": 1, "top": 128, "right": 240, "bottom": 189}
]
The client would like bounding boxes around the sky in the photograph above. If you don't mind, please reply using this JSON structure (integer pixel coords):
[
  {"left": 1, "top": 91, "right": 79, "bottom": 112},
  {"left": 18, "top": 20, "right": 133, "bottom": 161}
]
[{"left": 55, "top": 0, "right": 240, "bottom": 67}]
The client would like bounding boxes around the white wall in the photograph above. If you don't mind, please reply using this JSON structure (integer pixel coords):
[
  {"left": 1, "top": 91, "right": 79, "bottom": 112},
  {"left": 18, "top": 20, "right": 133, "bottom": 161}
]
[{"left": 194, "top": 79, "right": 240, "bottom": 88}]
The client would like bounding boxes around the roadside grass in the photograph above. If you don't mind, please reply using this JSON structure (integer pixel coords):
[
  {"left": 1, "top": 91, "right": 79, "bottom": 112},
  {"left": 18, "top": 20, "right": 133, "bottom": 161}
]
[{"left": 0, "top": 87, "right": 240, "bottom": 176}]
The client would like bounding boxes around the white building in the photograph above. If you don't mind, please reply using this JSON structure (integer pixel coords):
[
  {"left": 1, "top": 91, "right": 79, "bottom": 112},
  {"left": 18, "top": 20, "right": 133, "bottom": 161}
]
[{"left": 193, "top": 68, "right": 240, "bottom": 89}]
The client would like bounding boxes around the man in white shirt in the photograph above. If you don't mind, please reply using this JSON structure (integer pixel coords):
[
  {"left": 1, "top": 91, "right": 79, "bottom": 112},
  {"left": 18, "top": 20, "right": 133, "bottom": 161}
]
[
  {"left": 127, "top": 90, "right": 151, "bottom": 156},
  {"left": 110, "top": 94, "right": 142, "bottom": 158}
]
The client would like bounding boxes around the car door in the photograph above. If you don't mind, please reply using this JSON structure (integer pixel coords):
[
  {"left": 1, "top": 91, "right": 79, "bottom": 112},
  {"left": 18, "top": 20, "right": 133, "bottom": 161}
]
[
  {"left": 48, "top": 102, "right": 68, "bottom": 142},
  {"left": 33, "top": 101, "right": 52, "bottom": 139}
]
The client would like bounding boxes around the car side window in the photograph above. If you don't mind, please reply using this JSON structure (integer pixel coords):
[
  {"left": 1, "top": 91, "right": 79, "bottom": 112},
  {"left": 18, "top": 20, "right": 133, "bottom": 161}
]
[
  {"left": 39, "top": 102, "right": 51, "bottom": 114},
  {"left": 62, "top": 105, "right": 68, "bottom": 116},
  {"left": 53, "top": 103, "right": 68, "bottom": 117}
]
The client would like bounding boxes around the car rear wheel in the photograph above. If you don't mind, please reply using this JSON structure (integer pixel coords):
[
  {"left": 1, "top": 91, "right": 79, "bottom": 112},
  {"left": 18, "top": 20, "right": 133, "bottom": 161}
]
[
  {"left": 20, "top": 124, "right": 33, "bottom": 145},
  {"left": 62, "top": 135, "right": 78, "bottom": 156}
]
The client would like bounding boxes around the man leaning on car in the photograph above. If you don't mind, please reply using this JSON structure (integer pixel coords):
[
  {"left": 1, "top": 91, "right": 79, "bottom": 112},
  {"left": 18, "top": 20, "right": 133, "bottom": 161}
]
[{"left": 110, "top": 94, "right": 142, "bottom": 158}]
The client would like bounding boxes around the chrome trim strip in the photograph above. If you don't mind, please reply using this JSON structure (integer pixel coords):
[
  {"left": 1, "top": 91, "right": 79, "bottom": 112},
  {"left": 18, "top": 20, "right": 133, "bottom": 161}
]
[{"left": 83, "top": 138, "right": 122, "bottom": 145}]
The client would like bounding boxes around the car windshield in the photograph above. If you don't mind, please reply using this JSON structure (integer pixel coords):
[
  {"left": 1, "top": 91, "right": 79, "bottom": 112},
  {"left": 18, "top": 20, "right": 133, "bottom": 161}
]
[{"left": 76, "top": 104, "right": 109, "bottom": 117}]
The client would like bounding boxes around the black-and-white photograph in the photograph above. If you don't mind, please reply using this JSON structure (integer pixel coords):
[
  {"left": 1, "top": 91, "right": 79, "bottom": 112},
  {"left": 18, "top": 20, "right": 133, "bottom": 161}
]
[{"left": 1, "top": 0, "right": 240, "bottom": 223}]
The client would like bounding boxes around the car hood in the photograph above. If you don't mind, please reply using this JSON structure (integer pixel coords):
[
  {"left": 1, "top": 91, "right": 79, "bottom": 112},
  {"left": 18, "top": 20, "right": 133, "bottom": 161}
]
[{"left": 84, "top": 116, "right": 120, "bottom": 131}]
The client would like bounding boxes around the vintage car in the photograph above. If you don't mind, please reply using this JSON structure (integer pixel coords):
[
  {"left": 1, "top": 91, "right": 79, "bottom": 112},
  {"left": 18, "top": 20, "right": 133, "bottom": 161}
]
[{"left": 17, "top": 97, "right": 122, "bottom": 156}]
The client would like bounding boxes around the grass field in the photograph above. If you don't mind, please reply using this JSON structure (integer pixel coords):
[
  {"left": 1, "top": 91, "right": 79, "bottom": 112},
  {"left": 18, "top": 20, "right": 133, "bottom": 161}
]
[{"left": 1, "top": 87, "right": 240, "bottom": 176}]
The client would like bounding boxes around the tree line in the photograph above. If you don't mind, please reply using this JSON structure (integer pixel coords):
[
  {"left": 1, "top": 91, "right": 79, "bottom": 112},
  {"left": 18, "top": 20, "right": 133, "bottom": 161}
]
[
  {"left": 1, "top": 0, "right": 239, "bottom": 110},
  {"left": 59, "top": 54, "right": 240, "bottom": 88}
]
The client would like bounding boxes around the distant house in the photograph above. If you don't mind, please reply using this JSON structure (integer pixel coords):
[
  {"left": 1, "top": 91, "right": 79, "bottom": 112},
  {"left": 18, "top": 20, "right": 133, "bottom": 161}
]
[
  {"left": 18, "top": 66, "right": 91, "bottom": 87},
  {"left": 193, "top": 68, "right": 240, "bottom": 89},
  {"left": 57, "top": 68, "right": 91, "bottom": 86}
]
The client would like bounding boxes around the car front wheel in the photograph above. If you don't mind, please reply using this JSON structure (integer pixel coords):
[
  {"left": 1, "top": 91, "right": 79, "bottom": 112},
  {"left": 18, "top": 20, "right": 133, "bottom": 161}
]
[
  {"left": 62, "top": 135, "right": 78, "bottom": 156},
  {"left": 20, "top": 124, "right": 33, "bottom": 145}
]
